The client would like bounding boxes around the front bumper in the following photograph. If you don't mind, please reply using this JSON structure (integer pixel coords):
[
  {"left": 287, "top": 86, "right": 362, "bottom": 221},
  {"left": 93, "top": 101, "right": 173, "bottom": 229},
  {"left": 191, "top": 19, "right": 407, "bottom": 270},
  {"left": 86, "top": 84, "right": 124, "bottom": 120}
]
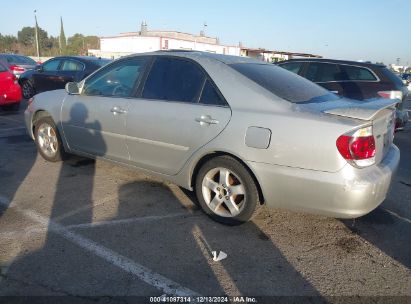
[
  {"left": 24, "top": 106, "right": 35, "bottom": 139},
  {"left": 248, "top": 145, "right": 400, "bottom": 218}
]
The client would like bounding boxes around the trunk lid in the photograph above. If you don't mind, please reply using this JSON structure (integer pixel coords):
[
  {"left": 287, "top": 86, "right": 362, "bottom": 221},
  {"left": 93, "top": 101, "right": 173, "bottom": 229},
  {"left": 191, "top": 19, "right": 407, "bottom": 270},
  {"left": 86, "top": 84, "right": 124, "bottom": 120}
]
[{"left": 302, "top": 97, "right": 397, "bottom": 165}]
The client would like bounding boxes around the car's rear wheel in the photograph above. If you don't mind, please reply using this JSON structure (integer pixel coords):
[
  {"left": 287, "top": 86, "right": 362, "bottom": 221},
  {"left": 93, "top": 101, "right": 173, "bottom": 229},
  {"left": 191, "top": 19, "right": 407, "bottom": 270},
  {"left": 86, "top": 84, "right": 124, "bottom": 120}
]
[
  {"left": 195, "top": 156, "right": 260, "bottom": 225},
  {"left": 34, "top": 116, "right": 66, "bottom": 162},
  {"left": 22, "top": 80, "right": 35, "bottom": 99}
]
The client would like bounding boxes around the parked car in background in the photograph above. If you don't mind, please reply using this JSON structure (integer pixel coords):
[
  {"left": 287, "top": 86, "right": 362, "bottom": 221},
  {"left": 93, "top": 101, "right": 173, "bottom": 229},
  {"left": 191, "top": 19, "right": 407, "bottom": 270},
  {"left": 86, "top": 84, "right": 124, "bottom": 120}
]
[
  {"left": 0, "top": 53, "right": 37, "bottom": 78},
  {"left": 401, "top": 73, "right": 411, "bottom": 84},
  {"left": 25, "top": 51, "right": 399, "bottom": 225},
  {"left": 0, "top": 62, "right": 22, "bottom": 111},
  {"left": 19, "top": 56, "right": 110, "bottom": 99},
  {"left": 277, "top": 59, "right": 409, "bottom": 130}
]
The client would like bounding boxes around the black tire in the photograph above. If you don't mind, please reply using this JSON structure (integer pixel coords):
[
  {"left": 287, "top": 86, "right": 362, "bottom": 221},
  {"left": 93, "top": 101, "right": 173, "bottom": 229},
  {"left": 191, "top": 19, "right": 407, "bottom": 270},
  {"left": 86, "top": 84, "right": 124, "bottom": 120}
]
[
  {"left": 34, "top": 116, "right": 67, "bottom": 162},
  {"left": 1, "top": 103, "right": 20, "bottom": 111},
  {"left": 21, "top": 80, "right": 35, "bottom": 99},
  {"left": 195, "top": 156, "right": 260, "bottom": 225}
]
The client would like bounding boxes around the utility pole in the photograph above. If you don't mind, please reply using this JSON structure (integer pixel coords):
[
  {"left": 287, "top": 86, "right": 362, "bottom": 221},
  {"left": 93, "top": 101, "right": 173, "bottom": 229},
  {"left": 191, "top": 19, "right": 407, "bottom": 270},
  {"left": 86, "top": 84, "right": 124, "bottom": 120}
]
[{"left": 34, "top": 10, "right": 40, "bottom": 60}]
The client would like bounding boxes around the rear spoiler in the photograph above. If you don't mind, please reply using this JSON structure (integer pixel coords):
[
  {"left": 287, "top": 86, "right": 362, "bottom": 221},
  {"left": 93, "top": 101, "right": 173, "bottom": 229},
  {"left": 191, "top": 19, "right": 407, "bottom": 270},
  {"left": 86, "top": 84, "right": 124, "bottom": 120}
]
[{"left": 322, "top": 98, "right": 398, "bottom": 121}]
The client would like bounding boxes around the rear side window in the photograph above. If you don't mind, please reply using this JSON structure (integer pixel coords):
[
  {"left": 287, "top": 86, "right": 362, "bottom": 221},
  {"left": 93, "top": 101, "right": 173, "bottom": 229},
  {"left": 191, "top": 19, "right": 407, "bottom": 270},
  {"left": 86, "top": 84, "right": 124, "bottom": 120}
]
[
  {"left": 306, "top": 63, "right": 342, "bottom": 82},
  {"left": 278, "top": 62, "right": 303, "bottom": 74},
  {"left": 341, "top": 65, "right": 377, "bottom": 81},
  {"left": 230, "top": 63, "right": 338, "bottom": 103},
  {"left": 142, "top": 57, "right": 205, "bottom": 103},
  {"left": 199, "top": 79, "right": 226, "bottom": 106},
  {"left": 61, "top": 60, "right": 84, "bottom": 71}
]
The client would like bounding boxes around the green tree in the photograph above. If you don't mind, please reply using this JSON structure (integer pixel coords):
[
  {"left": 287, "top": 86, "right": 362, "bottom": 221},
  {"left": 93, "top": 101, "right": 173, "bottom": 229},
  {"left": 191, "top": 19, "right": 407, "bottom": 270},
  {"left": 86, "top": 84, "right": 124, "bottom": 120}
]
[
  {"left": 66, "top": 34, "right": 100, "bottom": 55},
  {"left": 0, "top": 33, "right": 18, "bottom": 52},
  {"left": 18, "top": 27, "right": 49, "bottom": 50},
  {"left": 59, "top": 17, "right": 66, "bottom": 54}
]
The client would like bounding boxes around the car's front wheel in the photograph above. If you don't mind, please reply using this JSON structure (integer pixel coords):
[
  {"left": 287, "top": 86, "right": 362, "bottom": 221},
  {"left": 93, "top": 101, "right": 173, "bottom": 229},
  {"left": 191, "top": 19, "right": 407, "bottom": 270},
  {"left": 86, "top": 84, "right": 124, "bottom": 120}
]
[
  {"left": 195, "top": 156, "right": 260, "bottom": 225},
  {"left": 34, "top": 116, "right": 66, "bottom": 162}
]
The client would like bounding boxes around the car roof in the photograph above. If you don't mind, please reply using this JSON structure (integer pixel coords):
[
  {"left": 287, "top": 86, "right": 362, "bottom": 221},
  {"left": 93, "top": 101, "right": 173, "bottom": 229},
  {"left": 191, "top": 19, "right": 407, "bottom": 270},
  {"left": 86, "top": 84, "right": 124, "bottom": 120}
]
[
  {"left": 123, "top": 50, "right": 262, "bottom": 65},
  {"left": 279, "top": 58, "right": 386, "bottom": 68},
  {"left": 50, "top": 56, "right": 110, "bottom": 62}
]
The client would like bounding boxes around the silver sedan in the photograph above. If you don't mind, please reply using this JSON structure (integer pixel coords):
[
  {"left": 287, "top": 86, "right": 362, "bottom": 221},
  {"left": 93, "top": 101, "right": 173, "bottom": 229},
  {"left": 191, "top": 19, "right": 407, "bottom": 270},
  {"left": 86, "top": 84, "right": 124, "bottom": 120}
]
[{"left": 25, "top": 51, "right": 400, "bottom": 225}]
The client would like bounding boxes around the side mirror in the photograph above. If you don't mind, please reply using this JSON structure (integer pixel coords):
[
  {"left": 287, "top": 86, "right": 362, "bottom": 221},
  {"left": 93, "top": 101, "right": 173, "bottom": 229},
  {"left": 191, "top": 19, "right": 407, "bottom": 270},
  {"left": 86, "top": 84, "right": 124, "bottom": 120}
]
[
  {"left": 65, "top": 82, "right": 80, "bottom": 95},
  {"left": 35, "top": 65, "right": 43, "bottom": 72}
]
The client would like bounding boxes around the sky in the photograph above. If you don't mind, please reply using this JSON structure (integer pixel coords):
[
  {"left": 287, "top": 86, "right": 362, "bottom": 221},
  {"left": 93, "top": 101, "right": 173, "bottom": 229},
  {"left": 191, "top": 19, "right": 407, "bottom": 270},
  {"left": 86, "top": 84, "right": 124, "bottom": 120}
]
[{"left": 1, "top": 0, "right": 410, "bottom": 65}]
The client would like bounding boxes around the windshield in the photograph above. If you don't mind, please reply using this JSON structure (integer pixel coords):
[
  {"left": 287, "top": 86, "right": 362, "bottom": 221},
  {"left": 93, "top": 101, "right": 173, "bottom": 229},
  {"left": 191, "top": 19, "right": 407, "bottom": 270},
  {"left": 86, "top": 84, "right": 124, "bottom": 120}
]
[
  {"left": 92, "top": 58, "right": 111, "bottom": 67},
  {"left": 230, "top": 63, "right": 340, "bottom": 103}
]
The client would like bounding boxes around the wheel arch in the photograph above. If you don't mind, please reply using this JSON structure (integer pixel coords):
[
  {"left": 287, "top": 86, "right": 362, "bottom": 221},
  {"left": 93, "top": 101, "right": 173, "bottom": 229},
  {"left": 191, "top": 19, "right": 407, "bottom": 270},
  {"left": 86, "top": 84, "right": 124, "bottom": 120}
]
[{"left": 190, "top": 151, "right": 265, "bottom": 205}]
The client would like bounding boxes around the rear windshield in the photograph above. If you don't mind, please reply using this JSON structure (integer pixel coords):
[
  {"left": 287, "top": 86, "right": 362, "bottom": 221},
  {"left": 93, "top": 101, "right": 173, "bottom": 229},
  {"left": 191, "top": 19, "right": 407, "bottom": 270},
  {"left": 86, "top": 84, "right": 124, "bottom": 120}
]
[
  {"left": 230, "top": 63, "right": 339, "bottom": 103},
  {"left": 6, "top": 55, "right": 36, "bottom": 65},
  {"left": 381, "top": 67, "right": 404, "bottom": 88}
]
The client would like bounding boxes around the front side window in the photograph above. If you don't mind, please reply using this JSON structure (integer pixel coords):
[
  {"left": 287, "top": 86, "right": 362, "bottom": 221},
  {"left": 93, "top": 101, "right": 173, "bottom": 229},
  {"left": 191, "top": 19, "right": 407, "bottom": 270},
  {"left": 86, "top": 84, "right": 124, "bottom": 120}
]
[
  {"left": 278, "top": 62, "right": 303, "bottom": 74},
  {"left": 61, "top": 60, "right": 84, "bottom": 71},
  {"left": 83, "top": 58, "right": 146, "bottom": 97},
  {"left": 306, "top": 63, "right": 342, "bottom": 82},
  {"left": 342, "top": 65, "right": 377, "bottom": 81},
  {"left": 142, "top": 57, "right": 205, "bottom": 103},
  {"left": 43, "top": 60, "right": 61, "bottom": 71}
]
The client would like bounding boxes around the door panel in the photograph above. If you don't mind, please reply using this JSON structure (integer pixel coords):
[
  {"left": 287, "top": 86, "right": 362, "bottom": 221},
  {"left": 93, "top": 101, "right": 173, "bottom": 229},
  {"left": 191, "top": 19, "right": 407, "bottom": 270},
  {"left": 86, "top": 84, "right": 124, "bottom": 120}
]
[
  {"left": 61, "top": 94, "right": 129, "bottom": 161},
  {"left": 125, "top": 100, "right": 231, "bottom": 175}
]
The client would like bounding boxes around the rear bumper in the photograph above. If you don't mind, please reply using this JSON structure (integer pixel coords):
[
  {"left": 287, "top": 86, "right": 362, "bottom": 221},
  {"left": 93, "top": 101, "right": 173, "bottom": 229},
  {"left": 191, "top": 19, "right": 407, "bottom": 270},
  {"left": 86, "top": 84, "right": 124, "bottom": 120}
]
[
  {"left": 0, "top": 84, "right": 22, "bottom": 106},
  {"left": 248, "top": 145, "right": 400, "bottom": 218}
]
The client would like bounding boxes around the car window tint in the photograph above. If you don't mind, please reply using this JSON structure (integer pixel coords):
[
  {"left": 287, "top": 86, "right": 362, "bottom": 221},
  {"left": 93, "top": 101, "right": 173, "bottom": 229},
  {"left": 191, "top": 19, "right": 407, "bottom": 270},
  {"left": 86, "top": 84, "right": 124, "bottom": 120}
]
[
  {"left": 230, "top": 63, "right": 339, "bottom": 104},
  {"left": 381, "top": 67, "right": 404, "bottom": 88},
  {"left": 6, "top": 55, "right": 36, "bottom": 65},
  {"left": 199, "top": 79, "right": 226, "bottom": 106},
  {"left": 306, "top": 63, "right": 341, "bottom": 82},
  {"left": 142, "top": 57, "right": 205, "bottom": 103},
  {"left": 83, "top": 58, "right": 146, "bottom": 97},
  {"left": 0, "top": 63, "right": 7, "bottom": 72},
  {"left": 61, "top": 60, "right": 84, "bottom": 71},
  {"left": 342, "top": 65, "right": 377, "bottom": 81},
  {"left": 278, "top": 62, "right": 303, "bottom": 74},
  {"left": 43, "top": 60, "right": 61, "bottom": 71}
]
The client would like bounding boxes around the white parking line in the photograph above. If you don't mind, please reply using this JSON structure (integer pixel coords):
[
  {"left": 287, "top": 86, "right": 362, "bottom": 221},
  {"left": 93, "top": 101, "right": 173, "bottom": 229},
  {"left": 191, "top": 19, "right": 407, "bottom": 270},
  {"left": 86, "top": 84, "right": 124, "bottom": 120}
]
[
  {"left": 67, "top": 213, "right": 192, "bottom": 229},
  {"left": 0, "top": 197, "right": 200, "bottom": 296},
  {"left": 383, "top": 208, "right": 411, "bottom": 224}
]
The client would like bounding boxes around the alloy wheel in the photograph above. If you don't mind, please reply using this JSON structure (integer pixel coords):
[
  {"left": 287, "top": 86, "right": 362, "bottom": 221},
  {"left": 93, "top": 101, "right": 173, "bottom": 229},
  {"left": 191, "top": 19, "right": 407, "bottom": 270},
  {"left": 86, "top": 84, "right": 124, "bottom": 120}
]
[
  {"left": 201, "top": 167, "right": 246, "bottom": 217},
  {"left": 37, "top": 122, "right": 58, "bottom": 158}
]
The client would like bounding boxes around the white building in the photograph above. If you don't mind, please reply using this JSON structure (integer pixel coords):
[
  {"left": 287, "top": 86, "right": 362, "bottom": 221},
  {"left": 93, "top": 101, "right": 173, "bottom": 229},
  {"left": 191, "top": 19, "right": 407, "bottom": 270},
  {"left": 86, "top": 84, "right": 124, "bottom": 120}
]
[
  {"left": 88, "top": 22, "right": 321, "bottom": 61},
  {"left": 89, "top": 22, "right": 240, "bottom": 59}
]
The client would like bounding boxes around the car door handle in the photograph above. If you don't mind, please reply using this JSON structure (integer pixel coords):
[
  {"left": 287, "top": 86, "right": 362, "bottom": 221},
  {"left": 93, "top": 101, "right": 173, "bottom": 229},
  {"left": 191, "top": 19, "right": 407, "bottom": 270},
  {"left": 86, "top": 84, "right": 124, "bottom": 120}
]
[
  {"left": 195, "top": 115, "right": 219, "bottom": 125},
  {"left": 111, "top": 106, "right": 127, "bottom": 114}
]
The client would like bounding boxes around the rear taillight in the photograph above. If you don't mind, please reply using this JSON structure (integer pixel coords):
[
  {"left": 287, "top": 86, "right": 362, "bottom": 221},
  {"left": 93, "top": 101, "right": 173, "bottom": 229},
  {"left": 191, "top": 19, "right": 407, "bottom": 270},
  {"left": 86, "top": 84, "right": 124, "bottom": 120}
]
[
  {"left": 336, "top": 126, "right": 376, "bottom": 168},
  {"left": 377, "top": 90, "right": 403, "bottom": 100},
  {"left": 9, "top": 65, "right": 25, "bottom": 74},
  {"left": 11, "top": 74, "right": 18, "bottom": 84}
]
